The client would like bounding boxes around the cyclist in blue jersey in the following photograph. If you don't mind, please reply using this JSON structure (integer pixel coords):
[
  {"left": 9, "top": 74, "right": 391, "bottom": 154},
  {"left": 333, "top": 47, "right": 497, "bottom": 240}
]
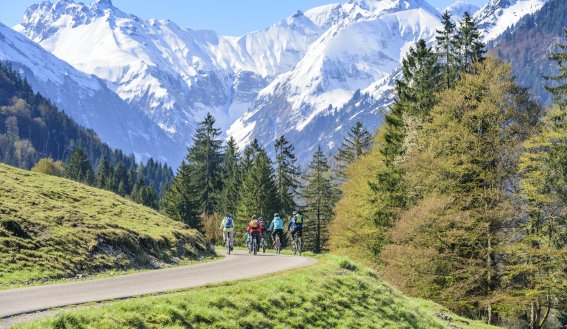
[{"left": 268, "top": 213, "right": 284, "bottom": 247}]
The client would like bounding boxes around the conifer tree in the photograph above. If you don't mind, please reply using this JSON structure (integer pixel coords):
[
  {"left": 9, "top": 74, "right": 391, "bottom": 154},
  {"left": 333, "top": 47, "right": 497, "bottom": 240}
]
[
  {"left": 95, "top": 155, "right": 110, "bottom": 189},
  {"left": 335, "top": 121, "right": 372, "bottom": 176},
  {"left": 436, "top": 11, "right": 459, "bottom": 89},
  {"left": 274, "top": 135, "right": 300, "bottom": 216},
  {"left": 456, "top": 12, "right": 485, "bottom": 73},
  {"left": 66, "top": 148, "right": 94, "bottom": 185},
  {"left": 237, "top": 148, "right": 277, "bottom": 231},
  {"left": 545, "top": 28, "right": 567, "bottom": 109},
  {"left": 162, "top": 162, "right": 200, "bottom": 229},
  {"left": 186, "top": 113, "right": 223, "bottom": 215},
  {"left": 113, "top": 162, "right": 129, "bottom": 196},
  {"left": 303, "top": 146, "right": 339, "bottom": 253},
  {"left": 219, "top": 137, "right": 241, "bottom": 215}
]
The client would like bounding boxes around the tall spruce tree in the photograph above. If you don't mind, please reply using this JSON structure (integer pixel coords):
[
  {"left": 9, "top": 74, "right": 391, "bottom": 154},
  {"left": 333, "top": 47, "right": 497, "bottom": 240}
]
[
  {"left": 303, "top": 146, "right": 339, "bottom": 253},
  {"left": 219, "top": 137, "right": 241, "bottom": 216},
  {"left": 237, "top": 147, "right": 277, "bottom": 231},
  {"left": 456, "top": 12, "right": 485, "bottom": 73},
  {"left": 95, "top": 155, "right": 110, "bottom": 189},
  {"left": 162, "top": 162, "right": 200, "bottom": 229},
  {"left": 186, "top": 113, "right": 223, "bottom": 215},
  {"left": 436, "top": 11, "right": 459, "bottom": 89},
  {"left": 274, "top": 135, "right": 300, "bottom": 216},
  {"left": 66, "top": 148, "right": 94, "bottom": 185},
  {"left": 335, "top": 120, "right": 372, "bottom": 176},
  {"left": 545, "top": 28, "right": 567, "bottom": 109}
]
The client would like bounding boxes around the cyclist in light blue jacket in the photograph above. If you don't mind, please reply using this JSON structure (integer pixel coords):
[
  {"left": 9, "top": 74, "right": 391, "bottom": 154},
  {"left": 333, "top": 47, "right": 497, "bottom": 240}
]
[{"left": 268, "top": 213, "right": 284, "bottom": 246}]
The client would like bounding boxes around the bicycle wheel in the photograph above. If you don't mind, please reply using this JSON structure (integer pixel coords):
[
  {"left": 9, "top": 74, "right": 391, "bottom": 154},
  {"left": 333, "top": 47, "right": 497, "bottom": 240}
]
[
  {"left": 262, "top": 237, "right": 266, "bottom": 253},
  {"left": 297, "top": 238, "right": 302, "bottom": 256},
  {"left": 226, "top": 237, "right": 231, "bottom": 255},
  {"left": 274, "top": 236, "right": 280, "bottom": 255},
  {"left": 253, "top": 238, "right": 257, "bottom": 256}
]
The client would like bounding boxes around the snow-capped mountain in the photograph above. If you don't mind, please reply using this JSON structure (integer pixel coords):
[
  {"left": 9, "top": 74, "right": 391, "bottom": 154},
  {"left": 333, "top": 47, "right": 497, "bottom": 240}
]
[
  {"left": 13, "top": 0, "right": 548, "bottom": 165},
  {"left": 230, "top": 0, "right": 442, "bottom": 159},
  {"left": 445, "top": 1, "right": 480, "bottom": 19},
  {"left": 474, "top": 0, "right": 548, "bottom": 41},
  {"left": 0, "top": 22, "right": 183, "bottom": 164},
  {"left": 15, "top": 0, "right": 323, "bottom": 146}
]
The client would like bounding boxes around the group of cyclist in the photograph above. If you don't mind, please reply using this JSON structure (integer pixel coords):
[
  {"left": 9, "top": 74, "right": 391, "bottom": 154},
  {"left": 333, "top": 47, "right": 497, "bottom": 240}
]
[{"left": 219, "top": 211, "right": 304, "bottom": 255}]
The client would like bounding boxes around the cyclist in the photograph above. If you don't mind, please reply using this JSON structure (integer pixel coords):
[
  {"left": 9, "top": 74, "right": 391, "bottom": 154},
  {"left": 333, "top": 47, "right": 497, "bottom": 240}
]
[
  {"left": 287, "top": 210, "right": 303, "bottom": 243},
  {"left": 268, "top": 213, "right": 284, "bottom": 247},
  {"left": 247, "top": 215, "right": 263, "bottom": 252},
  {"left": 219, "top": 212, "right": 234, "bottom": 251},
  {"left": 258, "top": 217, "right": 268, "bottom": 251}
]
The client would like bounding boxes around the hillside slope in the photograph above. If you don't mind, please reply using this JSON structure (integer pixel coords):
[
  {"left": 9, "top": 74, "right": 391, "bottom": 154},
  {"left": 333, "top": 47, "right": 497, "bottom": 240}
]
[{"left": 0, "top": 163, "right": 210, "bottom": 288}]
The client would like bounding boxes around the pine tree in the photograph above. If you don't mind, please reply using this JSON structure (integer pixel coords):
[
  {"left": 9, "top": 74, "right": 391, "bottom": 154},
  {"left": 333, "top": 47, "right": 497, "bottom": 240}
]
[
  {"left": 162, "top": 162, "right": 200, "bottom": 229},
  {"left": 237, "top": 148, "right": 277, "bottom": 232},
  {"left": 545, "top": 28, "right": 567, "bottom": 109},
  {"left": 455, "top": 12, "right": 486, "bottom": 73},
  {"left": 303, "top": 146, "right": 339, "bottom": 253},
  {"left": 113, "top": 162, "right": 129, "bottom": 196},
  {"left": 219, "top": 137, "right": 241, "bottom": 216},
  {"left": 334, "top": 121, "right": 372, "bottom": 176},
  {"left": 436, "top": 11, "right": 459, "bottom": 89},
  {"left": 95, "top": 155, "right": 110, "bottom": 189},
  {"left": 66, "top": 148, "right": 94, "bottom": 185},
  {"left": 186, "top": 113, "right": 223, "bottom": 215},
  {"left": 274, "top": 135, "right": 300, "bottom": 216}
]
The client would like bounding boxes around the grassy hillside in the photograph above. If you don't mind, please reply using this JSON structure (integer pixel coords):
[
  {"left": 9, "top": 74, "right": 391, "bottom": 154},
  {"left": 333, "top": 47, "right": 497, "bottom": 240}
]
[
  {"left": 15, "top": 256, "right": 499, "bottom": 329},
  {"left": 0, "top": 163, "right": 211, "bottom": 288}
]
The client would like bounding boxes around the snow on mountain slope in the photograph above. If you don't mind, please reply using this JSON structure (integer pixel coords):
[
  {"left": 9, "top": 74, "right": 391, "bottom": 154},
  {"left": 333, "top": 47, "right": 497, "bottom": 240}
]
[
  {"left": 474, "top": 0, "right": 548, "bottom": 41},
  {"left": 0, "top": 22, "right": 183, "bottom": 164},
  {"left": 15, "top": 0, "right": 324, "bottom": 144},
  {"left": 445, "top": 1, "right": 480, "bottom": 19},
  {"left": 229, "top": 0, "right": 441, "bottom": 159}
]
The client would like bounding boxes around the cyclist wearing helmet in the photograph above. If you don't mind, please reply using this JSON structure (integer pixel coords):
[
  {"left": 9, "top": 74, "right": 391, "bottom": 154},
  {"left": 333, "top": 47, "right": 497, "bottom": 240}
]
[
  {"left": 287, "top": 210, "right": 303, "bottom": 242},
  {"left": 219, "top": 212, "right": 235, "bottom": 251},
  {"left": 268, "top": 213, "right": 284, "bottom": 247},
  {"left": 247, "top": 215, "right": 263, "bottom": 252}
]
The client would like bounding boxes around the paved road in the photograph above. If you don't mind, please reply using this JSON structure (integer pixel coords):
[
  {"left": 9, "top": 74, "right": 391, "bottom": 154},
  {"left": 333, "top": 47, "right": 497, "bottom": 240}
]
[{"left": 0, "top": 251, "right": 316, "bottom": 319}]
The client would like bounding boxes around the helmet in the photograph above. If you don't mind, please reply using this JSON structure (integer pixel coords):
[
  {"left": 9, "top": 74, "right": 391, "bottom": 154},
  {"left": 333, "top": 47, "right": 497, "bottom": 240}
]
[
  {"left": 293, "top": 210, "right": 298, "bottom": 215},
  {"left": 258, "top": 217, "right": 264, "bottom": 221},
  {"left": 225, "top": 212, "right": 232, "bottom": 217},
  {"left": 252, "top": 215, "right": 257, "bottom": 220},
  {"left": 274, "top": 213, "right": 280, "bottom": 217}
]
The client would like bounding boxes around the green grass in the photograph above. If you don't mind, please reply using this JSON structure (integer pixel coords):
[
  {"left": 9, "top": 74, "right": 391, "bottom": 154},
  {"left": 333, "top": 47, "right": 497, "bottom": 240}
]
[
  {"left": 0, "top": 163, "right": 211, "bottom": 288},
  {"left": 14, "top": 255, "right": 500, "bottom": 329}
]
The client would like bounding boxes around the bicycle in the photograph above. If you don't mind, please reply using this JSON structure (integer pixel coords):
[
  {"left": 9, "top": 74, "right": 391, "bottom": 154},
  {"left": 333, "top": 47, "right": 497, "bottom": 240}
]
[
  {"left": 251, "top": 236, "right": 258, "bottom": 256},
  {"left": 290, "top": 232, "right": 302, "bottom": 256},
  {"left": 273, "top": 234, "right": 281, "bottom": 255},
  {"left": 260, "top": 234, "right": 267, "bottom": 253},
  {"left": 225, "top": 233, "right": 232, "bottom": 255}
]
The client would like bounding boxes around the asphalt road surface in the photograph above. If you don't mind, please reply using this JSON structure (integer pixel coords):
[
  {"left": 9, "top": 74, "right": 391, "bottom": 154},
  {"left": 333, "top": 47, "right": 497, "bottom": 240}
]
[{"left": 0, "top": 251, "right": 317, "bottom": 319}]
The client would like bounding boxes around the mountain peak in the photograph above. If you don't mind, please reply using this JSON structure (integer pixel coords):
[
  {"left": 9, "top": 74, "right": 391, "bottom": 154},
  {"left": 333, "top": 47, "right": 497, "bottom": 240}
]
[
  {"left": 89, "top": 0, "right": 114, "bottom": 11},
  {"left": 445, "top": 0, "right": 480, "bottom": 19}
]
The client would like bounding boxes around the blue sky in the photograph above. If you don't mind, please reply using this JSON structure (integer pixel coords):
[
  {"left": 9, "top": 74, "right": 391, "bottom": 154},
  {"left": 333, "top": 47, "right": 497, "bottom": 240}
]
[{"left": 1, "top": 0, "right": 487, "bottom": 37}]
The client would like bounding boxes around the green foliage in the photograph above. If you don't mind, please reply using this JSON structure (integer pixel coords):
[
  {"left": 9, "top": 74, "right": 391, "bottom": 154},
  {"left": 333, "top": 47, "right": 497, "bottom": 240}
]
[
  {"left": 13, "top": 256, "right": 499, "bottom": 329},
  {"left": 381, "top": 58, "right": 541, "bottom": 324},
  {"left": 545, "top": 28, "right": 567, "bottom": 108},
  {"left": 334, "top": 120, "right": 372, "bottom": 177},
  {"left": 66, "top": 148, "right": 94, "bottom": 185},
  {"left": 31, "top": 158, "right": 65, "bottom": 177},
  {"left": 162, "top": 161, "right": 200, "bottom": 229},
  {"left": 274, "top": 135, "right": 300, "bottom": 217},
  {"left": 186, "top": 113, "right": 223, "bottom": 215},
  {"left": 455, "top": 12, "right": 485, "bottom": 73},
  {"left": 218, "top": 136, "right": 241, "bottom": 215},
  {"left": 436, "top": 11, "right": 459, "bottom": 89},
  {"left": 302, "top": 146, "right": 339, "bottom": 253},
  {"left": 237, "top": 147, "right": 277, "bottom": 233},
  {"left": 0, "top": 163, "right": 209, "bottom": 288}
]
